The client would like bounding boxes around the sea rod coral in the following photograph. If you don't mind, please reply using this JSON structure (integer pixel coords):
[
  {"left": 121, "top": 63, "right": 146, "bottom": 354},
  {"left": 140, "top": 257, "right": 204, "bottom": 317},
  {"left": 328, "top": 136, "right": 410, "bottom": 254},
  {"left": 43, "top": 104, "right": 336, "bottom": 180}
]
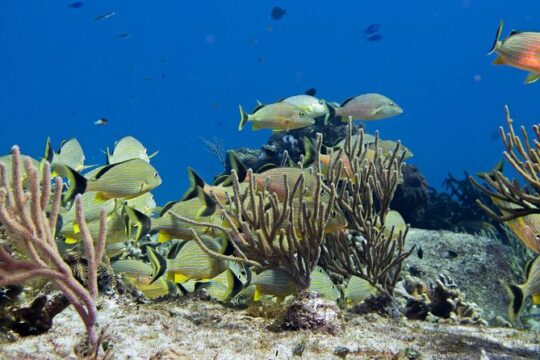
[{"left": 0, "top": 146, "right": 107, "bottom": 349}]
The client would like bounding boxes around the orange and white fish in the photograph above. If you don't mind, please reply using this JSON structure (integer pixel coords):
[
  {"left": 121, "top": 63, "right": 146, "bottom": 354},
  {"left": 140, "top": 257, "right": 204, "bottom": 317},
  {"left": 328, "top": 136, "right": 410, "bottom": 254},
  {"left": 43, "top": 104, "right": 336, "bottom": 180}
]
[{"left": 489, "top": 20, "right": 540, "bottom": 84}]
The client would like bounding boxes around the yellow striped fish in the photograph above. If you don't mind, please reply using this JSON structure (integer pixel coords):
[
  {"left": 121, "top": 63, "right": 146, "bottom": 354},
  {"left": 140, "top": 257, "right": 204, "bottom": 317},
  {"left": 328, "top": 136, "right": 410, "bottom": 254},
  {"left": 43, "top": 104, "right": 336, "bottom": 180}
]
[
  {"left": 251, "top": 268, "right": 299, "bottom": 302},
  {"left": 112, "top": 259, "right": 175, "bottom": 299},
  {"left": 148, "top": 236, "right": 228, "bottom": 284},
  {"left": 344, "top": 276, "right": 378, "bottom": 307},
  {"left": 309, "top": 266, "right": 341, "bottom": 302},
  {"left": 489, "top": 20, "right": 540, "bottom": 84},
  {"left": 505, "top": 255, "right": 540, "bottom": 321},
  {"left": 151, "top": 191, "right": 222, "bottom": 243},
  {"left": 107, "top": 136, "right": 158, "bottom": 164}
]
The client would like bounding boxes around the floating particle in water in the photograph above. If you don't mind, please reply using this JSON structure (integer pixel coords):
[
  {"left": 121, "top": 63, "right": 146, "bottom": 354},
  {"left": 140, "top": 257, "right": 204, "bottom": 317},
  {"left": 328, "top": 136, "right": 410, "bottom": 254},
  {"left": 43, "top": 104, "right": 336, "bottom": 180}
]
[
  {"left": 473, "top": 74, "right": 482, "bottom": 82},
  {"left": 270, "top": 7, "right": 286, "bottom": 20},
  {"left": 366, "top": 34, "right": 383, "bottom": 42},
  {"left": 117, "top": 33, "right": 130, "bottom": 39},
  {"left": 94, "top": 118, "right": 108, "bottom": 126},
  {"left": 95, "top": 11, "right": 116, "bottom": 21},
  {"left": 266, "top": 24, "right": 274, "bottom": 32},
  {"left": 205, "top": 34, "right": 215, "bottom": 44},
  {"left": 362, "top": 24, "right": 380, "bottom": 35},
  {"left": 257, "top": 57, "right": 265, "bottom": 63},
  {"left": 68, "top": 1, "right": 84, "bottom": 8}
]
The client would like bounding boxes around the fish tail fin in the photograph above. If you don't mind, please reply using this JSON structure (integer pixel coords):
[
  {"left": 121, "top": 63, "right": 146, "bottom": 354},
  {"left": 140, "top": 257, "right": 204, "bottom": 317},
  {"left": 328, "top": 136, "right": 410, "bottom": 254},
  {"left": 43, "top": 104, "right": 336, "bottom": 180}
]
[
  {"left": 302, "top": 137, "right": 316, "bottom": 166},
  {"left": 227, "top": 151, "right": 248, "bottom": 182},
  {"left": 181, "top": 167, "right": 206, "bottom": 201},
  {"left": 503, "top": 282, "right": 524, "bottom": 322},
  {"left": 238, "top": 105, "right": 249, "bottom": 131},
  {"left": 146, "top": 246, "right": 167, "bottom": 283},
  {"left": 52, "top": 164, "right": 87, "bottom": 203},
  {"left": 488, "top": 20, "right": 504, "bottom": 55},
  {"left": 44, "top": 137, "right": 54, "bottom": 164},
  {"left": 123, "top": 205, "right": 151, "bottom": 241},
  {"left": 324, "top": 102, "right": 336, "bottom": 125},
  {"left": 196, "top": 187, "right": 217, "bottom": 217}
]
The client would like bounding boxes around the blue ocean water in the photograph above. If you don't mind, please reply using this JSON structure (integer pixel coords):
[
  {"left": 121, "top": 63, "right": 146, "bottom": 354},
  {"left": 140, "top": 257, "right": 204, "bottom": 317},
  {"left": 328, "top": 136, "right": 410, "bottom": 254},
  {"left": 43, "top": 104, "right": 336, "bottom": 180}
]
[{"left": 1, "top": 1, "right": 539, "bottom": 204}]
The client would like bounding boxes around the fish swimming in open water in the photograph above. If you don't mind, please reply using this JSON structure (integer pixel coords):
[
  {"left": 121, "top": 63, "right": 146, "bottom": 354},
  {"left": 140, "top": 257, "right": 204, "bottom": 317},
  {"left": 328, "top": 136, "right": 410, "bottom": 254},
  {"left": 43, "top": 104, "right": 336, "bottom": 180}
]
[
  {"left": 238, "top": 102, "right": 315, "bottom": 132},
  {"left": 489, "top": 20, "right": 540, "bottom": 84},
  {"left": 328, "top": 93, "right": 403, "bottom": 122}
]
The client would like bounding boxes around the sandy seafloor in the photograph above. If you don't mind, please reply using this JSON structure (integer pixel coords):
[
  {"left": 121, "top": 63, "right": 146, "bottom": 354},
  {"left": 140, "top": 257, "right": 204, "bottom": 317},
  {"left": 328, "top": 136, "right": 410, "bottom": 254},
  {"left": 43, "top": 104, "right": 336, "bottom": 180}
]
[{"left": 1, "top": 229, "right": 540, "bottom": 360}]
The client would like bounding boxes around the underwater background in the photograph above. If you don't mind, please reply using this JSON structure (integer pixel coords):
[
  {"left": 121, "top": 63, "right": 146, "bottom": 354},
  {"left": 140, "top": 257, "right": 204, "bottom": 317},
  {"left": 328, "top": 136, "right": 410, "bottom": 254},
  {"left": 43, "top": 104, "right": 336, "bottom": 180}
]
[{"left": 1, "top": 0, "right": 540, "bottom": 204}]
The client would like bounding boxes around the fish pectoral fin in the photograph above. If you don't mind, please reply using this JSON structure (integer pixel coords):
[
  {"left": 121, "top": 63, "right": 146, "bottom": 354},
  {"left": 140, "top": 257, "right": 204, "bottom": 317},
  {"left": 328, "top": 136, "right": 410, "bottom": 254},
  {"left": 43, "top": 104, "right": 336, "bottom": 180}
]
[
  {"left": 65, "top": 236, "right": 78, "bottom": 244},
  {"left": 254, "top": 287, "right": 262, "bottom": 301},
  {"left": 492, "top": 55, "right": 507, "bottom": 65},
  {"left": 157, "top": 231, "right": 172, "bottom": 243},
  {"left": 524, "top": 72, "right": 540, "bottom": 84}
]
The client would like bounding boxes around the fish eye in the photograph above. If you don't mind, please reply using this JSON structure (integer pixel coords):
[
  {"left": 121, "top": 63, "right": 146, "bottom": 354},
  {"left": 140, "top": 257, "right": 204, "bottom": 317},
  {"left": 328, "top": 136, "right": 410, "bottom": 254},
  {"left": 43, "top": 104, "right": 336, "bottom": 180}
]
[
  {"left": 330, "top": 210, "right": 337, "bottom": 217},
  {"left": 299, "top": 111, "right": 305, "bottom": 117},
  {"left": 153, "top": 172, "right": 158, "bottom": 177},
  {"left": 318, "top": 100, "right": 324, "bottom": 105}
]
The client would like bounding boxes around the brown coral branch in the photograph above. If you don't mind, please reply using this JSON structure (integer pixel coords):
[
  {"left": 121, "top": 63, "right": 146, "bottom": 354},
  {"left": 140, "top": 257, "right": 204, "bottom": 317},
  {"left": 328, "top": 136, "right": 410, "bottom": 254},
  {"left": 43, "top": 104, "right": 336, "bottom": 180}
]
[{"left": 0, "top": 146, "right": 107, "bottom": 349}]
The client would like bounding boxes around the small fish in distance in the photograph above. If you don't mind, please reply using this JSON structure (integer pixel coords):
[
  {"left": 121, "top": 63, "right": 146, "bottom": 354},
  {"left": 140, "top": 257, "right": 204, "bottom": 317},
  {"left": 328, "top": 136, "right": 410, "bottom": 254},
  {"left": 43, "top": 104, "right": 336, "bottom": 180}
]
[
  {"left": 271, "top": 7, "right": 286, "bottom": 21},
  {"left": 367, "top": 34, "right": 383, "bottom": 42},
  {"left": 94, "top": 118, "right": 108, "bottom": 126},
  {"left": 489, "top": 20, "right": 540, "bottom": 84},
  {"left": 362, "top": 24, "right": 380, "bottom": 35},
  {"left": 68, "top": 1, "right": 84, "bottom": 8},
  {"left": 117, "top": 33, "right": 130, "bottom": 39},
  {"left": 95, "top": 11, "right": 116, "bottom": 21}
]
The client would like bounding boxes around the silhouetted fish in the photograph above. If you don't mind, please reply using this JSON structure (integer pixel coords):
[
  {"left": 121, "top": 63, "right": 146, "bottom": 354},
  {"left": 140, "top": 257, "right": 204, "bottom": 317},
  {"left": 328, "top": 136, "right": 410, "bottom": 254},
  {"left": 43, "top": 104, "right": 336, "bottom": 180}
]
[
  {"left": 271, "top": 7, "right": 286, "bottom": 20},
  {"left": 367, "top": 34, "right": 383, "bottom": 42},
  {"left": 362, "top": 24, "right": 380, "bottom": 35},
  {"left": 68, "top": 1, "right": 84, "bottom": 8},
  {"left": 95, "top": 11, "right": 116, "bottom": 21}
]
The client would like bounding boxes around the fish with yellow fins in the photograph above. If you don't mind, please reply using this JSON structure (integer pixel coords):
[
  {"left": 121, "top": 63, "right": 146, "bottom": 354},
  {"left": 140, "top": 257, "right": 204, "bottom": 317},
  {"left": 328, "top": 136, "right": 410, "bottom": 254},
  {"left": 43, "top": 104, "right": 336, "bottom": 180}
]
[
  {"left": 504, "top": 255, "right": 540, "bottom": 322},
  {"left": 238, "top": 102, "right": 315, "bottom": 131},
  {"left": 55, "top": 158, "right": 162, "bottom": 201},
  {"left": 489, "top": 20, "right": 540, "bottom": 84},
  {"left": 147, "top": 236, "right": 228, "bottom": 284}
]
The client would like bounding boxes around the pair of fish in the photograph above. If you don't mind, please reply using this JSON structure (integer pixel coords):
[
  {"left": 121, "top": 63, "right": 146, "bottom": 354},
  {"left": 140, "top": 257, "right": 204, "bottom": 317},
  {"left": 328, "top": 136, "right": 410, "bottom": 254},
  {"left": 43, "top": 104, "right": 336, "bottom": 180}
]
[
  {"left": 238, "top": 92, "right": 403, "bottom": 132},
  {"left": 51, "top": 136, "right": 161, "bottom": 202},
  {"left": 489, "top": 20, "right": 540, "bottom": 84}
]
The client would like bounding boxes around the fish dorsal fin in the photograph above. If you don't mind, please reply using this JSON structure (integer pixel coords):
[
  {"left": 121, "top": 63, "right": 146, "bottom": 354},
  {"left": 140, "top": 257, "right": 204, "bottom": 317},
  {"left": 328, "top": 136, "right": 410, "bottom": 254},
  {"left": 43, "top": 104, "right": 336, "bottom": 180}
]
[
  {"left": 252, "top": 102, "right": 265, "bottom": 113},
  {"left": 181, "top": 167, "right": 206, "bottom": 201},
  {"left": 159, "top": 201, "right": 178, "bottom": 216},
  {"left": 93, "top": 161, "right": 122, "bottom": 179},
  {"left": 488, "top": 20, "right": 504, "bottom": 55},
  {"left": 256, "top": 163, "right": 277, "bottom": 173},
  {"left": 340, "top": 96, "right": 355, "bottom": 107},
  {"left": 304, "top": 87, "right": 317, "bottom": 96},
  {"left": 196, "top": 187, "right": 216, "bottom": 217}
]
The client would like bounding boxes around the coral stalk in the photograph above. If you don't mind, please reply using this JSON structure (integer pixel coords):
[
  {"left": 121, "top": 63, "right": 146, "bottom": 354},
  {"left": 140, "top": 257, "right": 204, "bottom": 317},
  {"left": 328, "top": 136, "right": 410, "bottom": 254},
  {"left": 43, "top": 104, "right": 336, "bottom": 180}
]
[{"left": 0, "top": 146, "right": 107, "bottom": 348}]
